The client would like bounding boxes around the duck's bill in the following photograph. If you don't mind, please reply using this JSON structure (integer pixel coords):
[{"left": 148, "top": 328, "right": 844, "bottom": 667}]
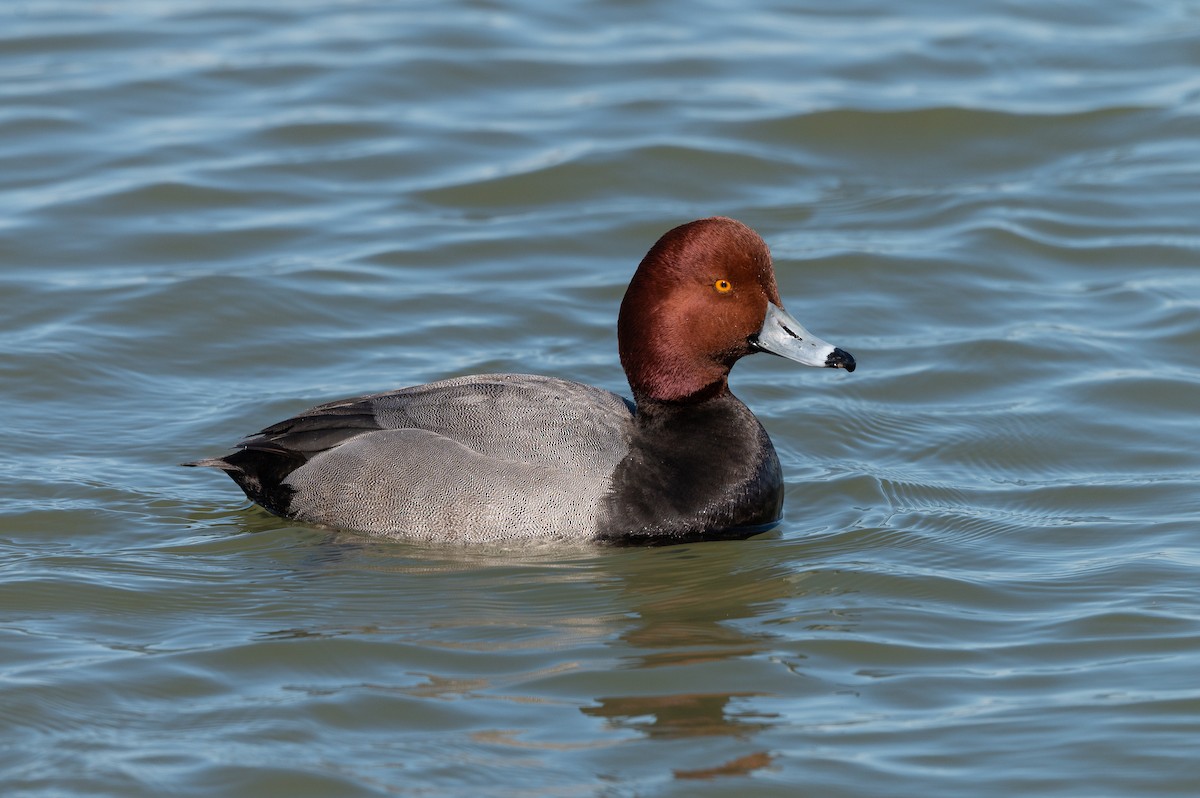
[{"left": 752, "top": 302, "right": 856, "bottom": 372}]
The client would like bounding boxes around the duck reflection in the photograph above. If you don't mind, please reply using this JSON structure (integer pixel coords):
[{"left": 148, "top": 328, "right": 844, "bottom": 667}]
[
  {"left": 582, "top": 692, "right": 774, "bottom": 739},
  {"left": 571, "top": 539, "right": 808, "bottom": 742},
  {"left": 258, "top": 527, "right": 828, "bottom": 755}
]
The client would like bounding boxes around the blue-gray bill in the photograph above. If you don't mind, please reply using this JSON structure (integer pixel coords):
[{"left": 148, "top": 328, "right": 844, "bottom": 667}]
[{"left": 751, "top": 302, "right": 856, "bottom": 372}]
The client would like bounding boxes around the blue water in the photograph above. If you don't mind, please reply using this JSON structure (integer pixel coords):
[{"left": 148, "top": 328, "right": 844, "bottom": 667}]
[{"left": 2, "top": 1, "right": 1198, "bottom": 796}]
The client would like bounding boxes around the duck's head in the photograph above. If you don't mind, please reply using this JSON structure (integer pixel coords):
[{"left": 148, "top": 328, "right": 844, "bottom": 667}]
[{"left": 618, "top": 217, "right": 855, "bottom": 403}]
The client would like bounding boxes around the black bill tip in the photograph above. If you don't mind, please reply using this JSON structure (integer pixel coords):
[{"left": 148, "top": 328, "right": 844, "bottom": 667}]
[{"left": 826, "top": 347, "right": 856, "bottom": 372}]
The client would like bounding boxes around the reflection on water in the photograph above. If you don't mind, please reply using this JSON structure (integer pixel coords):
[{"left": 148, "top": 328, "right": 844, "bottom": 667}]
[
  {"left": 673, "top": 751, "right": 775, "bottom": 780},
  {"left": 583, "top": 693, "right": 775, "bottom": 739}
]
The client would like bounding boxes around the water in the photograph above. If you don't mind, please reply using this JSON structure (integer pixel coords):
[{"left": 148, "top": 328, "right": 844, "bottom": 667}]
[{"left": 2, "top": 1, "right": 1198, "bottom": 795}]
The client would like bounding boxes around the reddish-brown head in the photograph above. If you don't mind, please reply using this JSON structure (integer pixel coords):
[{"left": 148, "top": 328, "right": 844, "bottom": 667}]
[
  {"left": 618, "top": 218, "right": 784, "bottom": 402},
  {"left": 618, "top": 217, "right": 855, "bottom": 404}
]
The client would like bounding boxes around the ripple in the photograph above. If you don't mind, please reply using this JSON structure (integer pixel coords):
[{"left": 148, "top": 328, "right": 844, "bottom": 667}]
[{"left": 414, "top": 142, "right": 797, "bottom": 211}]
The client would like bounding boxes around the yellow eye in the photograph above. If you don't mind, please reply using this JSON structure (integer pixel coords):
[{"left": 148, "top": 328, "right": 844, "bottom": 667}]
[{"left": 714, "top": 279, "right": 733, "bottom": 293}]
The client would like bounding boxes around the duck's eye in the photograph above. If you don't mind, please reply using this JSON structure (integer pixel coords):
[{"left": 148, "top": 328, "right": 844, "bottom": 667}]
[{"left": 714, "top": 279, "right": 733, "bottom": 294}]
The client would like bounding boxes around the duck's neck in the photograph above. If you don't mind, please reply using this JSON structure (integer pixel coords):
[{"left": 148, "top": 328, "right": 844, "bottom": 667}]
[
  {"left": 629, "top": 376, "right": 728, "bottom": 406},
  {"left": 621, "top": 347, "right": 733, "bottom": 404},
  {"left": 598, "top": 390, "right": 784, "bottom": 544}
]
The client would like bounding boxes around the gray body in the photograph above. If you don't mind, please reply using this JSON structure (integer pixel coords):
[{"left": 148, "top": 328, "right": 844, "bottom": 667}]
[{"left": 234, "top": 374, "right": 635, "bottom": 542}]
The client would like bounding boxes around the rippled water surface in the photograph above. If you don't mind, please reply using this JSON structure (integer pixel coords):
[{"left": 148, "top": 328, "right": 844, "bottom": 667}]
[{"left": 3, "top": 1, "right": 1199, "bottom": 796}]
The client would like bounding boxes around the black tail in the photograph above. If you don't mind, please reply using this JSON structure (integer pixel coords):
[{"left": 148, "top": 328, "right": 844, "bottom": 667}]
[{"left": 183, "top": 444, "right": 306, "bottom": 518}]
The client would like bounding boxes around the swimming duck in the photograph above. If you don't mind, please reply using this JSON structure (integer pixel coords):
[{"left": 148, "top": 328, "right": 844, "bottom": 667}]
[{"left": 186, "top": 217, "right": 855, "bottom": 543}]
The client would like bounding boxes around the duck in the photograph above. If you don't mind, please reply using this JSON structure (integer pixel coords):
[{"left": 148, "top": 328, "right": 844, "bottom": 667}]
[{"left": 185, "top": 217, "right": 855, "bottom": 544}]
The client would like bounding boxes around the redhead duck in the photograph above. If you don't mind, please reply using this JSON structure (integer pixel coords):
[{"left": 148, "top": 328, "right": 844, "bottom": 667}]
[{"left": 186, "top": 217, "right": 855, "bottom": 543}]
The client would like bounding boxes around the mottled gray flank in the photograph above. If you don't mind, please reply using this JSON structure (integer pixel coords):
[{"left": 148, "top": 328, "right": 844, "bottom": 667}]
[
  {"left": 364, "top": 374, "right": 633, "bottom": 474},
  {"left": 282, "top": 374, "right": 634, "bottom": 541}
]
